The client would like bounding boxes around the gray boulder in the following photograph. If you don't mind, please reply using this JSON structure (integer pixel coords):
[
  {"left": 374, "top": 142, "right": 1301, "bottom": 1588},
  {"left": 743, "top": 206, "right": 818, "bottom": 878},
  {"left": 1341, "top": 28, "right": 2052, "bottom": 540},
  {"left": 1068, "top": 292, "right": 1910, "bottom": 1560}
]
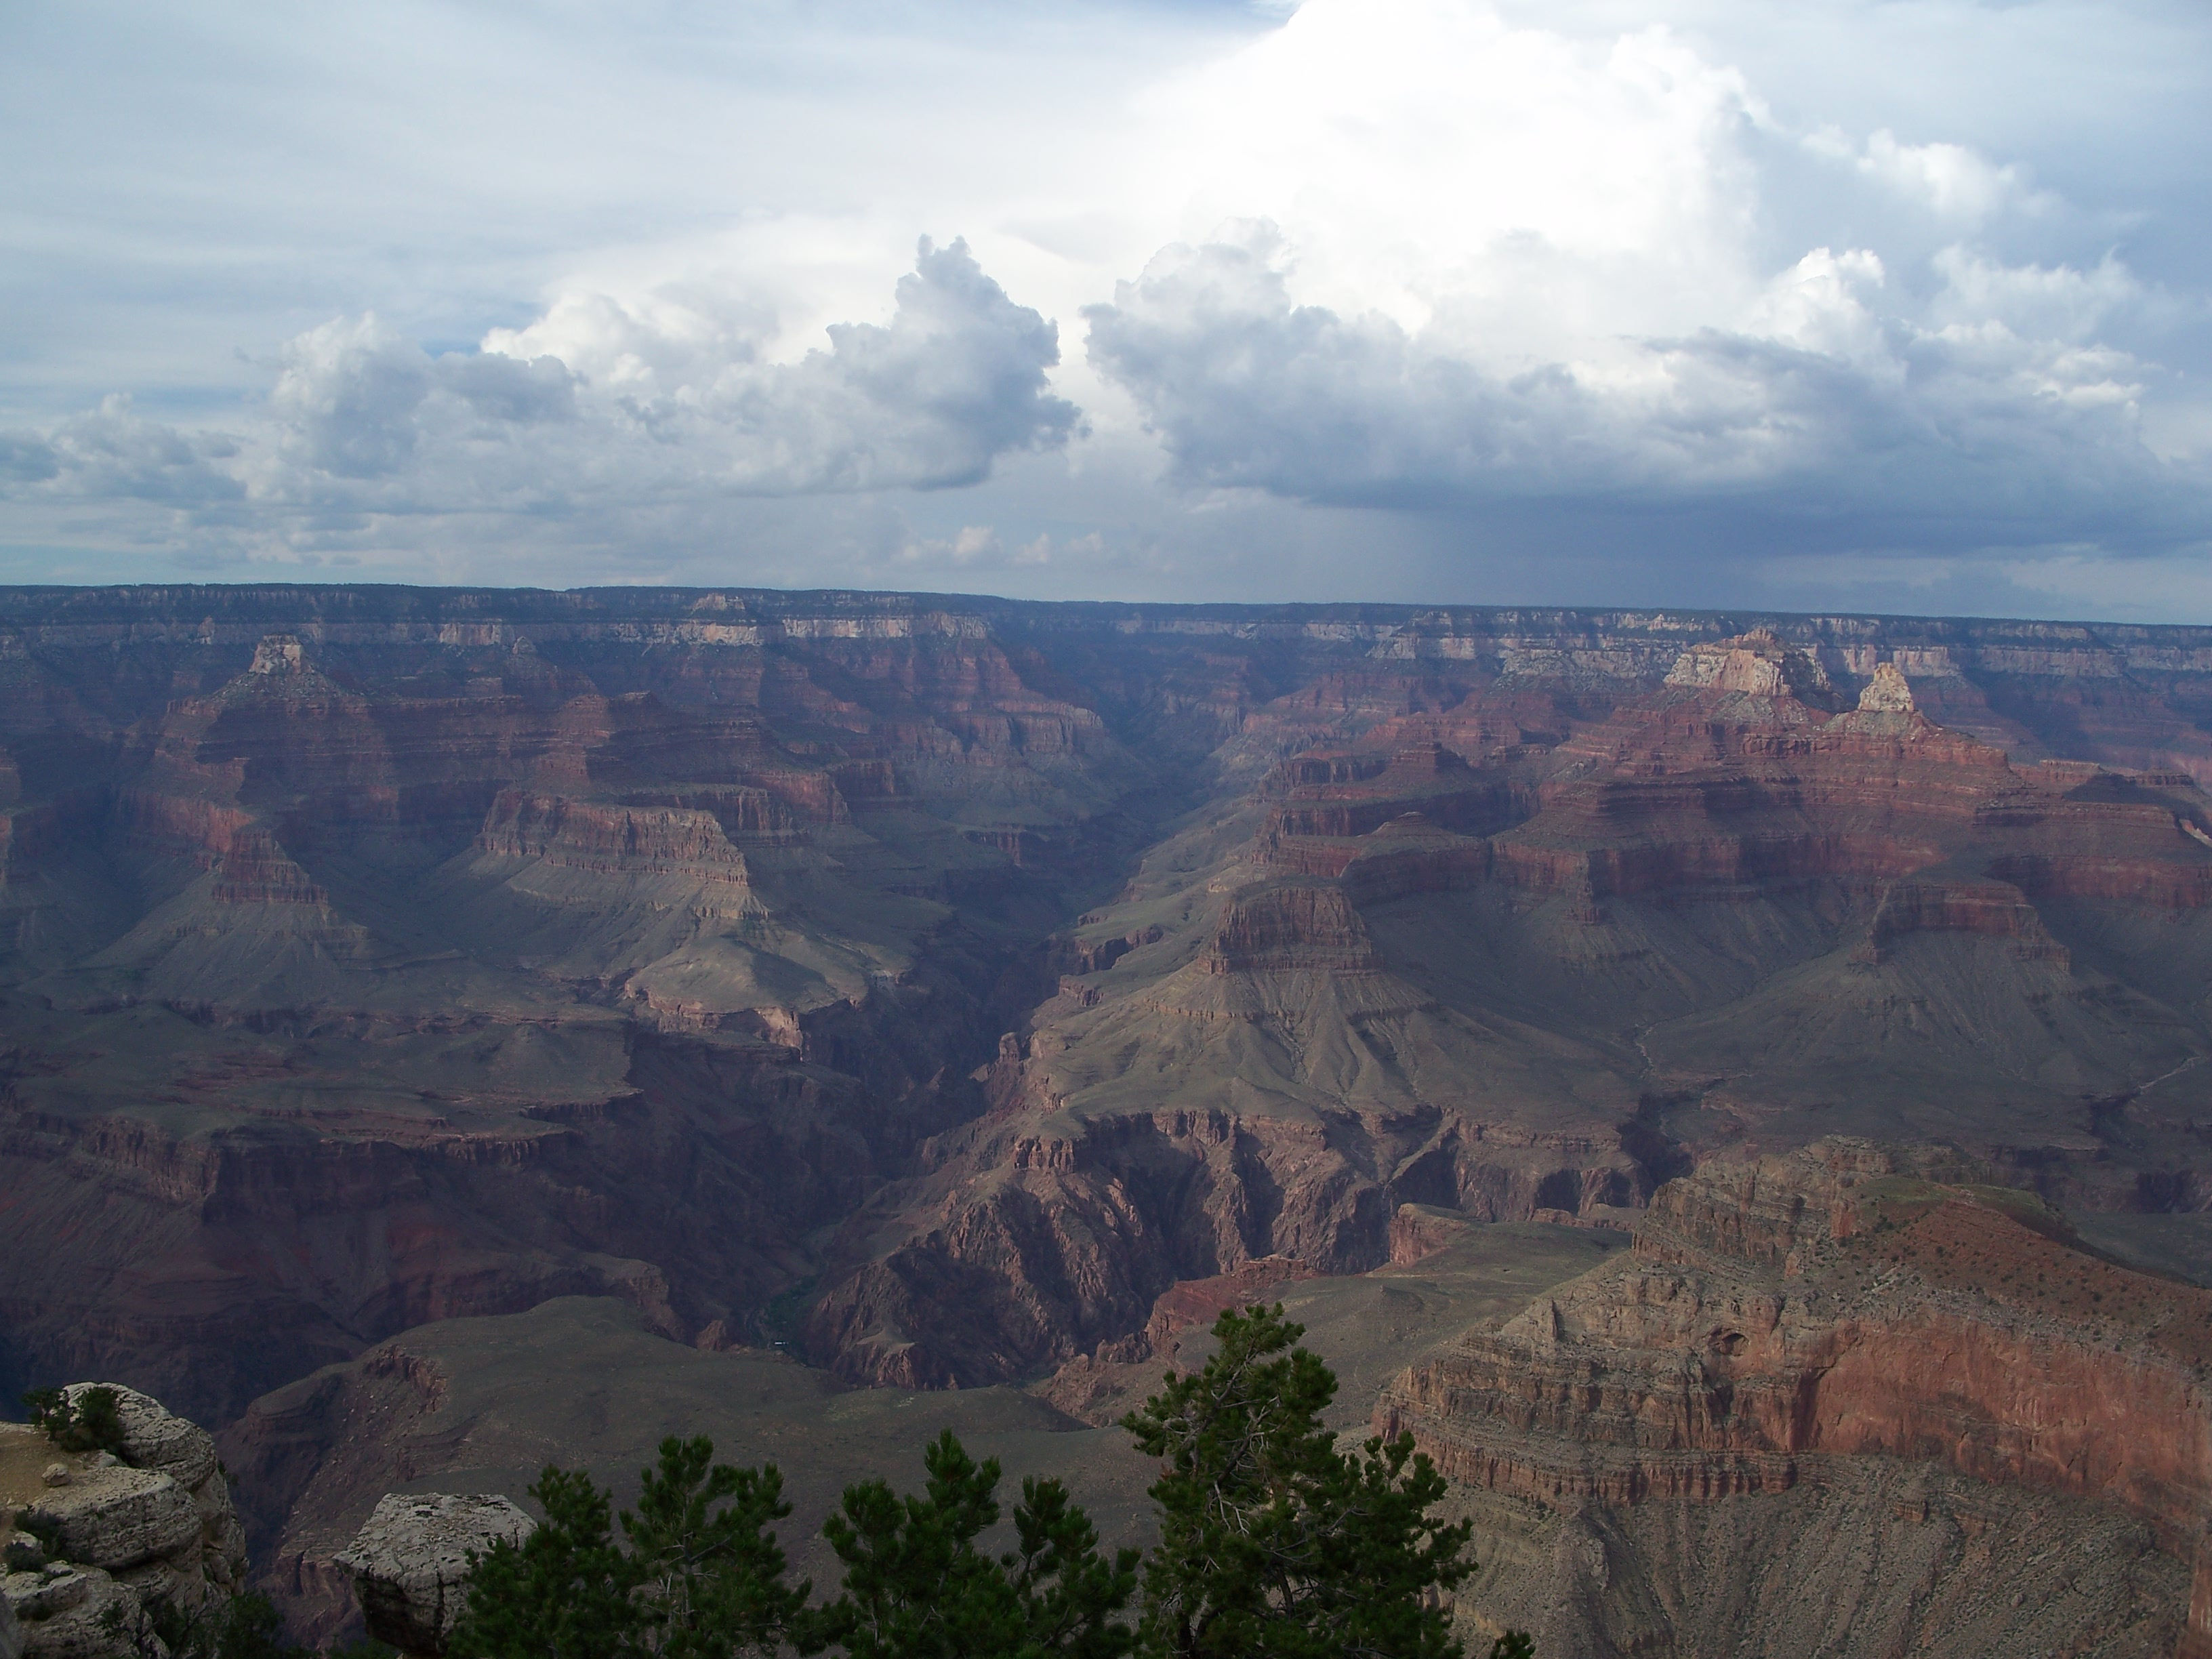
[
  {"left": 337, "top": 1493, "right": 535, "bottom": 1658},
  {"left": 31, "top": 1466, "right": 199, "bottom": 1573},
  {"left": 60, "top": 1387, "right": 218, "bottom": 1494},
  {"left": 0, "top": 1567, "right": 159, "bottom": 1659},
  {"left": 0, "top": 1582, "right": 20, "bottom": 1659},
  {"left": 28, "top": 1387, "right": 244, "bottom": 1606}
]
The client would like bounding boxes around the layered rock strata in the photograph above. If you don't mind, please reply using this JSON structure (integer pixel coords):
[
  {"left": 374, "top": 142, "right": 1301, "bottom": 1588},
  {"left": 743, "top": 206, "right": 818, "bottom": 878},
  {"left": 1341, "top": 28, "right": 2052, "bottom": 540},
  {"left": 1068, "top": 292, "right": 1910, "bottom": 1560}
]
[
  {"left": 1, "top": 1386, "right": 247, "bottom": 1659},
  {"left": 804, "top": 632, "right": 2212, "bottom": 1387},
  {"left": 1378, "top": 1141, "right": 2212, "bottom": 1656},
  {"left": 10, "top": 590, "right": 2212, "bottom": 1420}
]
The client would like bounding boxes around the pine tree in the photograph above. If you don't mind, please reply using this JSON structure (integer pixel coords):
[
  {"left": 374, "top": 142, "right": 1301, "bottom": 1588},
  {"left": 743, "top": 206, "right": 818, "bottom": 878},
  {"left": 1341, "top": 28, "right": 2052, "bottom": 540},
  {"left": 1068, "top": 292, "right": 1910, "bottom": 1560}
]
[
  {"left": 1003, "top": 1473, "right": 1139, "bottom": 1659},
  {"left": 798, "top": 1429, "right": 1136, "bottom": 1659},
  {"left": 622, "top": 1434, "right": 808, "bottom": 1659},
  {"left": 447, "top": 1466, "right": 640, "bottom": 1659},
  {"left": 1120, "top": 1303, "right": 1520, "bottom": 1659}
]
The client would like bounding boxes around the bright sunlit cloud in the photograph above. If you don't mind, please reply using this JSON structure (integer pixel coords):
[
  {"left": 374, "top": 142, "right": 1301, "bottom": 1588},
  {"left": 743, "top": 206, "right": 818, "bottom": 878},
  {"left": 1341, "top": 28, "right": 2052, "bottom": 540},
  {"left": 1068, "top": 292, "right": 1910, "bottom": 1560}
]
[{"left": 1, "top": 0, "right": 2207, "bottom": 617}]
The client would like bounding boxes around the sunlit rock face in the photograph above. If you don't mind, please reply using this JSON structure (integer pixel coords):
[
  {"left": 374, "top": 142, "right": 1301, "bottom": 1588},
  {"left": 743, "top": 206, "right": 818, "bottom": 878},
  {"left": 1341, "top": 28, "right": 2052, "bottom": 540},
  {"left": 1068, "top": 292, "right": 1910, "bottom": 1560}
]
[{"left": 1379, "top": 1141, "right": 2212, "bottom": 1658}]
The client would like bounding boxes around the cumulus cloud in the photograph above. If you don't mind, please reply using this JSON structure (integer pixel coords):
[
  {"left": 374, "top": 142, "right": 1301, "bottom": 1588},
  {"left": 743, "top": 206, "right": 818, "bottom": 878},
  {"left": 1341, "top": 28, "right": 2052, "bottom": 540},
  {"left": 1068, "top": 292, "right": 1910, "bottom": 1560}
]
[
  {"left": 474, "top": 238, "right": 1078, "bottom": 495},
  {"left": 1805, "top": 128, "right": 2043, "bottom": 225},
  {"left": 1080, "top": 0, "right": 2207, "bottom": 560},
  {"left": 1086, "top": 228, "right": 2188, "bottom": 549},
  {"left": 5, "top": 0, "right": 2210, "bottom": 610},
  {"left": 5, "top": 397, "right": 242, "bottom": 505},
  {"left": 3, "top": 239, "right": 1074, "bottom": 550}
]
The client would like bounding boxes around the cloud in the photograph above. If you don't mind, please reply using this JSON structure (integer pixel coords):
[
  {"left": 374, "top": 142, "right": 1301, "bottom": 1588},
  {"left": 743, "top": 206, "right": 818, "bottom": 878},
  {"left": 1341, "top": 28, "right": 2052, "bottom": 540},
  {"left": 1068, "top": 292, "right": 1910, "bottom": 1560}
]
[
  {"left": 478, "top": 238, "right": 1077, "bottom": 495},
  {"left": 1804, "top": 127, "right": 2042, "bottom": 225},
  {"left": 268, "top": 317, "right": 439, "bottom": 480},
  {"left": 5, "top": 239, "right": 1075, "bottom": 548},
  {"left": 5, "top": 0, "right": 2211, "bottom": 613},
  {"left": 1086, "top": 228, "right": 2194, "bottom": 550},
  {"left": 0, "top": 435, "right": 60, "bottom": 485},
  {"left": 1078, "top": 0, "right": 2207, "bottom": 562},
  {"left": 8, "top": 397, "right": 243, "bottom": 505}
]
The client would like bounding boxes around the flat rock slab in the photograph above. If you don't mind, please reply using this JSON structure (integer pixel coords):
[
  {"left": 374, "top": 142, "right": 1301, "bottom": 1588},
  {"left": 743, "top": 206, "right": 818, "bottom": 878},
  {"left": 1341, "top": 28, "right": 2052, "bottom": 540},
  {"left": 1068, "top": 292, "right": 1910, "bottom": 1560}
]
[
  {"left": 28, "top": 1466, "right": 198, "bottom": 1572},
  {"left": 337, "top": 1493, "right": 535, "bottom": 1657}
]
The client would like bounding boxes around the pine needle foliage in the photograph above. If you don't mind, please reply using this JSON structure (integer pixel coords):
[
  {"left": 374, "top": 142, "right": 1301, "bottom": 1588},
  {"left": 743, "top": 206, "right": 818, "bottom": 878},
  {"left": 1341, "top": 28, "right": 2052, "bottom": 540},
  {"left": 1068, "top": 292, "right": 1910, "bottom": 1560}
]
[
  {"left": 443, "top": 1323, "right": 1528, "bottom": 1659},
  {"left": 798, "top": 1428, "right": 1136, "bottom": 1659},
  {"left": 447, "top": 1466, "right": 638, "bottom": 1659},
  {"left": 22, "top": 1385, "right": 131, "bottom": 1458},
  {"left": 448, "top": 1438, "right": 801, "bottom": 1659},
  {"left": 625, "top": 1435, "right": 808, "bottom": 1658},
  {"left": 1119, "top": 1303, "right": 1508, "bottom": 1659}
]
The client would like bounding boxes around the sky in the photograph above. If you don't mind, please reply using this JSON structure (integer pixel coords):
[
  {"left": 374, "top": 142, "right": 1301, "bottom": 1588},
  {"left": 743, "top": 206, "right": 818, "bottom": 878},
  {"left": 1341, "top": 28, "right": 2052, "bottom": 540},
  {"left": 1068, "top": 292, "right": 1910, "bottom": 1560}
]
[{"left": 3, "top": 0, "right": 2210, "bottom": 620}]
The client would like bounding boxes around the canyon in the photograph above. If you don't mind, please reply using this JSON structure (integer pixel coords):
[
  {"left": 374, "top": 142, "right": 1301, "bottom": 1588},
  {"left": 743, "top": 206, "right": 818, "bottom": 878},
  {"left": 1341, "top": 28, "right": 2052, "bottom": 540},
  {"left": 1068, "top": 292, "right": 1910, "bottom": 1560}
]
[{"left": 4, "top": 586, "right": 2212, "bottom": 1647}]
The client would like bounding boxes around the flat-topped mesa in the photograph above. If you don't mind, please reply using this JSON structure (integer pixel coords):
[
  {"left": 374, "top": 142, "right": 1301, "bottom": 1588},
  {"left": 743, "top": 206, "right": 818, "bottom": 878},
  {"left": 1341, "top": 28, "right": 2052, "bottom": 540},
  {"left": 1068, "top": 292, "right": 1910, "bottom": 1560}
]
[
  {"left": 1262, "top": 741, "right": 1517, "bottom": 843},
  {"left": 476, "top": 790, "right": 756, "bottom": 887},
  {"left": 1380, "top": 1140, "right": 2212, "bottom": 1563},
  {"left": 1662, "top": 628, "right": 1840, "bottom": 706},
  {"left": 1631, "top": 1137, "right": 1978, "bottom": 1271},
  {"left": 615, "top": 777, "right": 850, "bottom": 836},
  {"left": 1202, "top": 881, "right": 1385, "bottom": 975}
]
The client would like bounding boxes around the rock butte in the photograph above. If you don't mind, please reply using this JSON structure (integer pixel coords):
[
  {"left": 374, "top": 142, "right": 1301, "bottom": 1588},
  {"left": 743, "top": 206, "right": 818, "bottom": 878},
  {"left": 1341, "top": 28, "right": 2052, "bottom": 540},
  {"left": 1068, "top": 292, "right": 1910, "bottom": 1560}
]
[{"left": 335, "top": 1493, "right": 533, "bottom": 1659}]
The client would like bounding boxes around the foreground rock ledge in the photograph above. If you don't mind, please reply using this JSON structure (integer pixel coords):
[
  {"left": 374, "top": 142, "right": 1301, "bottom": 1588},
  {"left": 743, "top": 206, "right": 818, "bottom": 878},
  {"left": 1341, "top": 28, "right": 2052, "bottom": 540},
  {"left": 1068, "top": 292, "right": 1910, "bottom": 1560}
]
[
  {"left": 1, "top": 1384, "right": 247, "bottom": 1659},
  {"left": 336, "top": 1493, "right": 535, "bottom": 1658}
]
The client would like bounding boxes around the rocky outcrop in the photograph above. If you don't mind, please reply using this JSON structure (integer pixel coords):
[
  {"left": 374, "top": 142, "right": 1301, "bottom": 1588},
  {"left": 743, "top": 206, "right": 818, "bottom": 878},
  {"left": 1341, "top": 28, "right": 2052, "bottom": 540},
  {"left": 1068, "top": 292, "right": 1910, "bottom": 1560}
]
[
  {"left": 1, "top": 1386, "right": 247, "bottom": 1659},
  {"left": 335, "top": 1493, "right": 534, "bottom": 1658},
  {"left": 1663, "top": 628, "right": 1840, "bottom": 705},
  {"left": 1201, "top": 882, "right": 1383, "bottom": 975},
  {"left": 1378, "top": 1141, "right": 2212, "bottom": 1656},
  {"left": 0, "top": 1566, "right": 154, "bottom": 1659},
  {"left": 476, "top": 790, "right": 758, "bottom": 886},
  {"left": 1857, "top": 660, "right": 1915, "bottom": 713},
  {"left": 1446, "top": 1463, "right": 2184, "bottom": 1659},
  {"left": 804, "top": 1067, "right": 1643, "bottom": 1388}
]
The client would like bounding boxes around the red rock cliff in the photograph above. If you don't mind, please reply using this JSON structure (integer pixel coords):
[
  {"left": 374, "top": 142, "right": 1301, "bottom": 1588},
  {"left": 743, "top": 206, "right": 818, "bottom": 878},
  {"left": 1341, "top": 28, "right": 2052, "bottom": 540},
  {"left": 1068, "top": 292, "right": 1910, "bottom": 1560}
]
[{"left": 1379, "top": 1139, "right": 2212, "bottom": 1654}]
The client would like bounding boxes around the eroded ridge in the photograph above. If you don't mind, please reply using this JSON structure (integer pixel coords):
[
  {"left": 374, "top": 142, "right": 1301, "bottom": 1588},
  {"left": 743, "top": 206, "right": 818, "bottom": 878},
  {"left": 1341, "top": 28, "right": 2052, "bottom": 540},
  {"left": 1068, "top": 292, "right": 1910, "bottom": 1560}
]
[{"left": 1379, "top": 1139, "right": 2212, "bottom": 1657}]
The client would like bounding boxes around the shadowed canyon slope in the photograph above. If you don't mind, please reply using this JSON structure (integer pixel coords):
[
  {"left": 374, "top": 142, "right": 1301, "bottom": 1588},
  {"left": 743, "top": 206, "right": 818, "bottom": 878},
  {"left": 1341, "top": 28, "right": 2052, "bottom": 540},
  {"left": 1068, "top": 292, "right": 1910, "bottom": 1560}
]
[{"left": 6, "top": 588, "right": 2212, "bottom": 1425}]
